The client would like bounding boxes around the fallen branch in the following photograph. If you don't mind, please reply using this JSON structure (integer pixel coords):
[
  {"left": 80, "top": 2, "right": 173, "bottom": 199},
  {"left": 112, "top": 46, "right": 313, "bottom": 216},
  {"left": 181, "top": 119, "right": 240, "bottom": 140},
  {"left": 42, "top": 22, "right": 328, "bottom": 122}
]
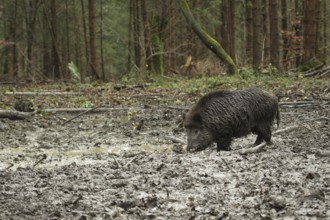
[
  {"left": 239, "top": 125, "right": 299, "bottom": 155},
  {"left": 165, "top": 136, "right": 186, "bottom": 144},
  {"left": 239, "top": 143, "right": 267, "bottom": 155},
  {"left": 5, "top": 163, "right": 14, "bottom": 170},
  {"left": 124, "top": 156, "right": 138, "bottom": 168},
  {"left": 41, "top": 107, "right": 132, "bottom": 113},
  {"left": 315, "top": 150, "right": 330, "bottom": 157},
  {"left": 279, "top": 101, "right": 320, "bottom": 105},
  {"left": 303, "top": 65, "right": 330, "bottom": 78},
  {"left": 279, "top": 101, "right": 321, "bottom": 108},
  {"left": 302, "top": 63, "right": 325, "bottom": 77},
  {"left": 5, "top": 91, "right": 83, "bottom": 96},
  {"left": 303, "top": 116, "right": 330, "bottom": 122},
  {"left": 320, "top": 69, "right": 330, "bottom": 77},
  {"left": 273, "top": 125, "right": 299, "bottom": 135},
  {"left": 113, "top": 84, "right": 151, "bottom": 91},
  {"left": 61, "top": 106, "right": 102, "bottom": 125},
  {"left": 112, "top": 156, "right": 121, "bottom": 168},
  {"left": 33, "top": 154, "right": 47, "bottom": 168},
  {"left": 0, "top": 110, "right": 35, "bottom": 120},
  {"left": 144, "top": 104, "right": 189, "bottom": 110}
]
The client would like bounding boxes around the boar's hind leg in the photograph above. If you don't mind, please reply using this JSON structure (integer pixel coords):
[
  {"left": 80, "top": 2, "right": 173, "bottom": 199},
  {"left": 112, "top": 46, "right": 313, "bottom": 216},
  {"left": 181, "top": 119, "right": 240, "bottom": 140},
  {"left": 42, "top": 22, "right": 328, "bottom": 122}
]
[
  {"left": 254, "top": 124, "right": 272, "bottom": 145},
  {"left": 216, "top": 136, "right": 232, "bottom": 151}
]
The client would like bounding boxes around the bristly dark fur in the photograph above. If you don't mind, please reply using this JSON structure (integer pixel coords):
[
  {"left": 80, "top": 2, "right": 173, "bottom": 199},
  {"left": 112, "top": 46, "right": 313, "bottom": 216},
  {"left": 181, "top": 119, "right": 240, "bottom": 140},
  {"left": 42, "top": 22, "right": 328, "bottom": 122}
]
[{"left": 184, "top": 88, "right": 280, "bottom": 152}]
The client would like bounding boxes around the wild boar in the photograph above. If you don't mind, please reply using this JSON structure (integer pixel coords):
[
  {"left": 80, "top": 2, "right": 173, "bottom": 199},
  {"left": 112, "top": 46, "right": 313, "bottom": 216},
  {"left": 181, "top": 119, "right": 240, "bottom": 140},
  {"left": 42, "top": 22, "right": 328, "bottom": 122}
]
[{"left": 183, "top": 88, "right": 279, "bottom": 152}]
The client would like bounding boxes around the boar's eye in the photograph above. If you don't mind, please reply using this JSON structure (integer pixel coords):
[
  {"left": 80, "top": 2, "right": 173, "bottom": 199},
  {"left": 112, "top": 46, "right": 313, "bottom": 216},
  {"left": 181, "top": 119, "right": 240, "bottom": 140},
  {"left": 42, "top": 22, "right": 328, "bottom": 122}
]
[{"left": 192, "top": 128, "right": 200, "bottom": 136}]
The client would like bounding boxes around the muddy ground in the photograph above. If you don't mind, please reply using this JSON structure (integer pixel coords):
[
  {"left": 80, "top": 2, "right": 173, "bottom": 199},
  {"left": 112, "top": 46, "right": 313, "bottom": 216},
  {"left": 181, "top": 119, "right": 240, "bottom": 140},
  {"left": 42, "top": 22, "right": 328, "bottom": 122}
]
[{"left": 0, "top": 86, "right": 330, "bottom": 219}]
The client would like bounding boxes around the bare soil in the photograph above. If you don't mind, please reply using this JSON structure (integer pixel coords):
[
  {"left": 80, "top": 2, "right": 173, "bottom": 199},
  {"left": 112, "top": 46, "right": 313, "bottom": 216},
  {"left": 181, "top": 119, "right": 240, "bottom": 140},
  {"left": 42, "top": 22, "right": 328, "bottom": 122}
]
[{"left": 0, "top": 86, "right": 329, "bottom": 219}]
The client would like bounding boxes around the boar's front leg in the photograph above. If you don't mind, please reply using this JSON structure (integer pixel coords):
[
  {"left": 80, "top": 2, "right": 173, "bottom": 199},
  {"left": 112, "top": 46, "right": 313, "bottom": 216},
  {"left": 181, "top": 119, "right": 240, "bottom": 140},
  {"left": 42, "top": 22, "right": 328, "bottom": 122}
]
[{"left": 216, "top": 135, "right": 232, "bottom": 151}]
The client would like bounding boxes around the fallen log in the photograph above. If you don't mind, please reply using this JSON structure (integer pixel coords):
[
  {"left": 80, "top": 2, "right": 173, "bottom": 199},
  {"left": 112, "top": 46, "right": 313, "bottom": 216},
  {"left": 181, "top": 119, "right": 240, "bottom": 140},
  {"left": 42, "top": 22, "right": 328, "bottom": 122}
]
[
  {"left": 5, "top": 91, "right": 83, "bottom": 96},
  {"left": 0, "top": 110, "right": 34, "bottom": 120}
]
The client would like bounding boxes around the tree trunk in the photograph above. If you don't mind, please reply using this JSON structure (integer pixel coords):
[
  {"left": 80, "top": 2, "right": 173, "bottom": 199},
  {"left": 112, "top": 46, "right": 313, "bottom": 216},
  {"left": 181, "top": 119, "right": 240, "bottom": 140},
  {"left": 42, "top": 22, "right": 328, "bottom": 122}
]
[
  {"left": 315, "top": 0, "right": 326, "bottom": 63},
  {"left": 168, "top": 0, "right": 177, "bottom": 71},
  {"left": 141, "top": 0, "right": 152, "bottom": 71},
  {"left": 133, "top": 0, "right": 141, "bottom": 69},
  {"left": 151, "top": 16, "right": 164, "bottom": 75},
  {"left": 25, "top": 0, "right": 39, "bottom": 77},
  {"left": 127, "top": 0, "right": 133, "bottom": 72},
  {"left": 302, "top": 0, "right": 317, "bottom": 63},
  {"left": 88, "top": 0, "right": 99, "bottom": 80},
  {"left": 228, "top": 0, "right": 236, "bottom": 61},
  {"left": 42, "top": 2, "right": 50, "bottom": 79},
  {"left": 245, "top": 0, "right": 253, "bottom": 65},
  {"left": 100, "top": 0, "right": 106, "bottom": 81},
  {"left": 3, "top": 0, "right": 18, "bottom": 79},
  {"left": 263, "top": 0, "right": 270, "bottom": 66},
  {"left": 65, "top": 0, "right": 71, "bottom": 74},
  {"left": 281, "top": 0, "right": 289, "bottom": 68},
  {"left": 50, "top": 0, "right": 61, "bottom": 79},
  {"left": 220, "top": 0, "right": 229, "bottom": 53},
  {"left": 177, "top": 0, "right": 238, "bottom": 75},
  {"left": 252, "top": 0, "right": 262, "bottom": 68},
  {"left": 269, "top": 0, "right": 279, "bottom": 67},
  {"left": 138, "top": 0, "right": 147, "bottom": 74},
  {"left": 80, "top": 0, "right": 89, "bottom": 82}
]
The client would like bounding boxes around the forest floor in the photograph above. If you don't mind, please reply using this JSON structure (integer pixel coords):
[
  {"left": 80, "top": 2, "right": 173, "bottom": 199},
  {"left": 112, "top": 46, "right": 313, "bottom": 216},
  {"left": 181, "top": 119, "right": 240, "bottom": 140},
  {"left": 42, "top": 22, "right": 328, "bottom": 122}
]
[{"left": 0, "top": 77, "right": 329, "bottom": 219}]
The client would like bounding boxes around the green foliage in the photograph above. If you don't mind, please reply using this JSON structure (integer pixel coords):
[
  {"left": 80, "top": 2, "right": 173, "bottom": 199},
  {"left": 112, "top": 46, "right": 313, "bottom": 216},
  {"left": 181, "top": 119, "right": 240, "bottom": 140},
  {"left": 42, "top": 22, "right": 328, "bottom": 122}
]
[
  {"left": 68, "top": 62, "right": 81, "bottom": 83},
  {"left": 81, "top": 100, "right": 94, "bottom": 108},
  {"left": 239, "top": 67, "right": 259, "bottom": 80}
]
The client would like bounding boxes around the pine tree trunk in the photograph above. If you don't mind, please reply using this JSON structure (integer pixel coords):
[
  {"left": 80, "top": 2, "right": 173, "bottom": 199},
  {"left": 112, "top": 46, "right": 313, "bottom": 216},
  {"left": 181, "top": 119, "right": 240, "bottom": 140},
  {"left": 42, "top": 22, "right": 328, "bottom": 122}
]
[
  {"left": 133, "top": 0, "right": 141, "bottom": 68},
  {"left": 50, "top": 0, "right": 61, "bottom": 79},
  {"left": 141, "top": 0, "right": 152, "bottom": 71},
  {"left": 26, "top": 0, "right": 38, "bottom": 77},
  {"left": 220, "top": 0, "right": 229, "bottom": 53},
  {"left": 229, "top": 0, "right": 236, "bottom": 61},
  {"left": 281, "top": 0, "right": 289, "bottom": 68},
  {"left": 269, "top": 0, "right": 279, "bottom": 67},
  {"left": 302, "top": 0, "right": 317, "bottom": 63},
  {"left": 263, "top": 0, "right": 270, "bottom": 66},
  {"left": 245, "top": 0, "right": 253, "bottom": 65},
  {"left": 252, "top": 0, "right": 262, "bottom": 68},
  {"left": 168, "top": 0, "right": 177, "bottom": 71},
  {"left": 80, "top": 0, "right": 89, "bottom": 82},
  {"left": 315, "top": 0, "right": 326, "bottom": 63},
  {"left": 88, "top": 0, "right": 99, "bottom": 80}
]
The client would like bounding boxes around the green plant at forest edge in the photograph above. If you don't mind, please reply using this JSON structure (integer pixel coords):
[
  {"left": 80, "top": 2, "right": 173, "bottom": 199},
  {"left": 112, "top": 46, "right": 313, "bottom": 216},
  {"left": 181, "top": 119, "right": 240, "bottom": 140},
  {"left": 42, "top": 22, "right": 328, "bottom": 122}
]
[{"left": 68, "top": 62, "right": 81, "bottom": 83}]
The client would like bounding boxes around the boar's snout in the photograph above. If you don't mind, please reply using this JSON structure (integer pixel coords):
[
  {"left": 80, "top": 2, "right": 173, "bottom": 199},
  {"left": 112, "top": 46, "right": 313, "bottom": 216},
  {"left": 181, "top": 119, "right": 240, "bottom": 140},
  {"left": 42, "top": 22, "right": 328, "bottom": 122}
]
[{"left": 185, "top": 127, "right": 213, "bottom": 152}]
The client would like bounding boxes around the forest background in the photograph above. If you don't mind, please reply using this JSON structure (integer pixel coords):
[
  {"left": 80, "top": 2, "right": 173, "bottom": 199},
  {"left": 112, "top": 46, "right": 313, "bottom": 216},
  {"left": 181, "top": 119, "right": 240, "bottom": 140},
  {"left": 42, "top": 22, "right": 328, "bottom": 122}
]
[{"left": 0, "top": 0, "right": 329, "bottom": 83}]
